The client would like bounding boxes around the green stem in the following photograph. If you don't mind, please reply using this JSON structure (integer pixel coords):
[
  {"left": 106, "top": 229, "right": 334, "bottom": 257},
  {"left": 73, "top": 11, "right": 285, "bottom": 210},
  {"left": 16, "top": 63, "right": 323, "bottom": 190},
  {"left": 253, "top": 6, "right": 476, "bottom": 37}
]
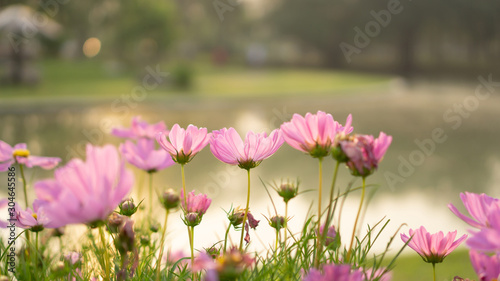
[
  {"left": 149, "top": 172, "right": 154, "bottom": 217},
  {"left": 239, "top": 169, "right": 251, "bottom": 251},
  {"left": 155, "top": 209, "right": 170, "bottom": 281},
  {"left": 181, "top": 164, "right": 194, "bottom": 274},
  {"left": 18, "top": 163, "right": 31, "bottom": 246},
  {"left": 275, "top": 230, "right": 279, "bottom": 260},
  {"left": 432, "top": 263, "right": 436, "bottom": 281},
  {"left": 223, "top": 224, "right": 231, "bottom": 253},
  {"left": 314, "top": 158, "right": 323, "bottom": 268},
  {"left": 19, "top": 163, "right": 28, "bottom": 208},
  {"left": 35, "top": 231, "right": 38, "bottom": 277},
  {"left": 325, "top": 162, "right": 340, "bottom": 227},
  {"left": 346, "top": 177, "right": 366, "bottom": 261},
  {"left": 190, "top": 226, "right": 195, "bottom": 281},
  {"left": 99, "top": 226, "right": 110, "bottom": 281},
  {"left": 284, "top": 201, "right": 289, "bottom": 256}
]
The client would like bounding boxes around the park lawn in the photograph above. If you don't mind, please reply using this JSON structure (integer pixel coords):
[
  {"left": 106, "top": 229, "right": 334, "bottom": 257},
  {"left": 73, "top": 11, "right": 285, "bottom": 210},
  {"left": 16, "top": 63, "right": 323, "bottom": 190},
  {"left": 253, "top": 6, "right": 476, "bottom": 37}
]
[
  {"left": 391, "top": 249, "right": 476, "bottom": 281},
  {"left": 0, "top": 59, "right": 393, "bottom": 101}
]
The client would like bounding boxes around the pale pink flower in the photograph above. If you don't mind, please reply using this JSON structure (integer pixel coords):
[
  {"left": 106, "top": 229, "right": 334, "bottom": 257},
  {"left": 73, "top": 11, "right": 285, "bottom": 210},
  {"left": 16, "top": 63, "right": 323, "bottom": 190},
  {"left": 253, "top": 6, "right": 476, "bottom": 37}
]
[
  {"left": 209, "top": 128, "right": 284, "bottom": 170},
  {"left": 0, "top": 140, "right": 60, "bottom": 171},
  {"left": 156, "top": 124, "right": 211, "bottom": 165},
  {"left": 180, "top": 190, "right": 211, "bottom": 227},
  {"left": 34, "top": 144, "right": 134, "bottom": 228},
  {"left": 448, "top": 192, "right": 499, "bottom": 228},
  {"left": 304, "top": 264, "right": 363, "bottom": 281},
  {"left": 338, "top": 132, "right": 392, "bottom": 176},
  {"left": 112, "top": 116, "right": 166, "bottom": 139},
  {"left": 281, "top": 111, "right": 352, "bottom": 158},
  {"left": 15, "top": 199, "right": 55, "bottom": 231},
  {"left": 119, "top": 138, "right": 174, "bottom": 172},
  {"left": 469, "top": 250, "right": 500, "bottom": 281},
  {"left": 466, "top": 204, "right": 500, "bottom": 252},
  {"left": 400, "top": 226, "right": 467, "bottom": 264}
]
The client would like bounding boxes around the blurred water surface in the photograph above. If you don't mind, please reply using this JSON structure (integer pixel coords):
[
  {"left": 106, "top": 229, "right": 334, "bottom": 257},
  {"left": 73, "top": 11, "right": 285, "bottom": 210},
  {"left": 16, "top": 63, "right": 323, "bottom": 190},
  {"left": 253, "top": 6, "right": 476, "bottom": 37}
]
[{"left": 1, "top": 79, "right": 500, "bottom": 255}]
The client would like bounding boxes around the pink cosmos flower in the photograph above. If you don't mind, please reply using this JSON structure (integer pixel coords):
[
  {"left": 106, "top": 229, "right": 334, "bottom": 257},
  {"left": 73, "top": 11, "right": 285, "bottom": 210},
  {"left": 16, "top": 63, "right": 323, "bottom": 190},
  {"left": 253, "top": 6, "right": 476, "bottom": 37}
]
[
  {"left": 156, "top": 124, "right": 211, "bottom": 165},
  {"left": 0, "top": 199, "right": 10, "bottom": 228},
  {"left": 466, "top": 204, "right": 500, "bottom": 252},
  {"left": 469, "top": 250, "right": 500, "bottom": 281},
  {"left": 180, "top": 190, "right": 211, "bottom": 226},
  {"left": 400, "top": 226, "right": 467, "bottom": 264},
  {"left": 280, "top": 111, "right": 353, "bottom": 158},
  {"left": 34, "top": 144, "right": 134, "bottom": 228},
  {"left": 112, "top": 116, "right": 167, "bottom": 139},
  {"left": 0, "top": 140, "right": 61, "bottom": 171},
  {"left": 303, "top": 264, "right": 363, "bottom": 281},
  {"left": 364, "top": 268, "right": 392, "bottom": 281},
  {"left": 209, "top": 128, "right": 284, "bottom": 170},
  {"left": 15, "top": 199, "right": 55, "bottom": 231},
  {"left": 338, "top": 132, "right": 392, "bottom": 177},
  {"left": 448, "top": 192, "right": 499, "bottom": 228},
  {"left": 119, "top": 138, "right": 175, "bottom": 172}
]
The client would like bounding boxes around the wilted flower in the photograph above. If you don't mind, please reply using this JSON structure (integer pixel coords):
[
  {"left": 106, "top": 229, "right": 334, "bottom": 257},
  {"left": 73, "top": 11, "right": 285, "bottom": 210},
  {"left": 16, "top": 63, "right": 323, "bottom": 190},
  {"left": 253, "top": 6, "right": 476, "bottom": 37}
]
[
  {"left": 209, "top": 128, "right": 284, "bottom": 170},
  {"left": 156, "top": 124, "right": 211, "bottom": 165},
  {"left": 304, "top": 264, "right": 363, "bottom": 281},
  {"left": 400, "top": 226, "right": 467, "bottom": 264},
  {"left": 337, "top": 132, "right": 392, "bottom": 177},
  {"left": 469, "top": 250, "right": 500, "bottom": 281},
  {"left": 161, "top": 189, "right": 180, "bottom": 210},
  {"left": 448, "top": 192, "right": 499, "bottom": 228},
  {"left": 115, "top": 220, "right": 135, "bottom": 255},
  {"left": 269, "top": 215, "right": 286, "bottom": 231},
  {"left": 34, "top": 144, "right": 134, "bottom": 228},
  {"left": 281, "top": 111, "right": 353, "bottom": 158},
  {"left": 112, "top": 116, "right": 167, "bottom": 140},
  {"left": 181, "top": 190, "right": 211, "bottom": 227},
  {"left": 15, "top": 200, "right": 55, "bottom": 232},
  {"left": 0, "top": 140, "right": 61, "bottom": 171},
  {"left": 119, "top": 138, "right": 175, "bottom": 173}
]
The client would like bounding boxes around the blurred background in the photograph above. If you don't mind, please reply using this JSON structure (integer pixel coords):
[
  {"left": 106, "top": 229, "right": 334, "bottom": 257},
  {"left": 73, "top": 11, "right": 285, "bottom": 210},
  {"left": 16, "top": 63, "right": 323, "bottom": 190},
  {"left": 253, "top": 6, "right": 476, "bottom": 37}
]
[{"left": 1, "top": 0, "right": 500, "bottom": 279}]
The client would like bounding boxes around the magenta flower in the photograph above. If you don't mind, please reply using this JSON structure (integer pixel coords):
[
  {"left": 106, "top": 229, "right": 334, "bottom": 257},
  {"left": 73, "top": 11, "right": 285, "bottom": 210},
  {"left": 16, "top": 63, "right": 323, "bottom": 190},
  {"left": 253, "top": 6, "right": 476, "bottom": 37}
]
[
  {"left": 281, "top": 111, "right": 353, "bottom": 158},
  {"left": 319, "top": 224, "right": 337, "bottom": 247},
  {"left": 209, "top": 128, "right": 284, "bottom": 170},
  {"left": 156, "top": 124, "right": 211, "bottom": 165},
  {"left": 34, "top": 144, "right": 134, "bottom": 228},
  {"left": 180, "top": 190, "right": 211, "bottom": 227},
  {"left": 400, "top": 226, "right": 467, "bottom": 264},
  {"left": 466, "top": 204, "right": 500, "bottom": 252},
  {"left": 304, "top": 264, "right": 363, "bottom": 281},
  {"left": 119, "top": 138, "right": 175, "bottom": 172},
  {"left": 469, "top": 250, "right": 500, "bottom": 281},
  {"left": 448, "top": 192, "right": 499, "bottom": 228},
  {"left": 0, "top": 140, "right": 61, "bottom": 171},
  {"left": 112, "top": 116, "right": 167, "bottom": 140},
  {"left": 338, "top": 132, "right": 392, "bottom": 177},
  {"left": 15, "top": 199, "right": 55, "bottom": 231}
]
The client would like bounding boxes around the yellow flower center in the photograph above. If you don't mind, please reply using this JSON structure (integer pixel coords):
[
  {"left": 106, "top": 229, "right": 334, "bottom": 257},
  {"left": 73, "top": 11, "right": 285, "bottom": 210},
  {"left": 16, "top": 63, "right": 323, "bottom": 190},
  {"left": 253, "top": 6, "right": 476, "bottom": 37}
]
[
  {"left": 13, "top": 149, "right": 30, "bottom": 158},
  {"left": 32, "top": 213, "right": 38, "bottom": 220}
]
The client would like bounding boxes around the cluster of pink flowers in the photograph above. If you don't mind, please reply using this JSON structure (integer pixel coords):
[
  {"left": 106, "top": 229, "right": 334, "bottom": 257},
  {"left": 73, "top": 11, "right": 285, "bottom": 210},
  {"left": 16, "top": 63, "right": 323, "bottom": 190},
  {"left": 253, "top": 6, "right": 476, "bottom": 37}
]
[{"left": 449, "top": 192, "right": 500, "bottom": 280}]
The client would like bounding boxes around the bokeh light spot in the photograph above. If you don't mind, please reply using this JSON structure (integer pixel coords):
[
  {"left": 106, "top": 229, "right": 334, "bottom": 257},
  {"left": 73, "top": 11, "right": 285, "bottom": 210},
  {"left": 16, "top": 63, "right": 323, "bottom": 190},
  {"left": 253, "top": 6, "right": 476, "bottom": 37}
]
[{"left": 83, "top": 37, "right": 101, "bottom": 58}]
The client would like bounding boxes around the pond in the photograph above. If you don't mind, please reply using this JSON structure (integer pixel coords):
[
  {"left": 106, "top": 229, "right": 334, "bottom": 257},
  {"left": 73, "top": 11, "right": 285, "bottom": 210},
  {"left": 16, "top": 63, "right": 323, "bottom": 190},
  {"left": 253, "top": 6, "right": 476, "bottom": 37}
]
[{"left": 1, "top": 77, "right": 499, "bottom": 255}]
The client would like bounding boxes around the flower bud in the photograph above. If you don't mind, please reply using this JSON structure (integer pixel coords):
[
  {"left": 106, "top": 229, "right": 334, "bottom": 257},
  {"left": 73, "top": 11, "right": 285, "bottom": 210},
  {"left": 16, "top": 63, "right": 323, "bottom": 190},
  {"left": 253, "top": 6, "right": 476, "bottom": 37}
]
[
  {"left": 52, "top": 227, "right": 65, "bottom": 237},
  {"left": 119, "top": 198, "right": 138, "bottom": 217},
  {"left": 277, "top": 180, "right": 299, "bottom": 203},
  {"left": 162, "top": 189, "right": 180, "bottom": 210},
  {"left": 331, "top": 145, "right": 349, "bottom": 163},
  {"left": 140, "top": 235, "right": 151, "bottom": 246},
  {"left": 107, "top": 213, "right": 125, "bottom": 234},
  {"left": 228, "top": 208, "right": 245, "bottom": 227},
  {"left": 184, "top": 212, "right": 201, "bottom": 227},
  {"left": 269, "top": 216, "right": 286, "bottom": 231},
  {"left": 149, "top": 221, "right": 160, "bottom": 233}
]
